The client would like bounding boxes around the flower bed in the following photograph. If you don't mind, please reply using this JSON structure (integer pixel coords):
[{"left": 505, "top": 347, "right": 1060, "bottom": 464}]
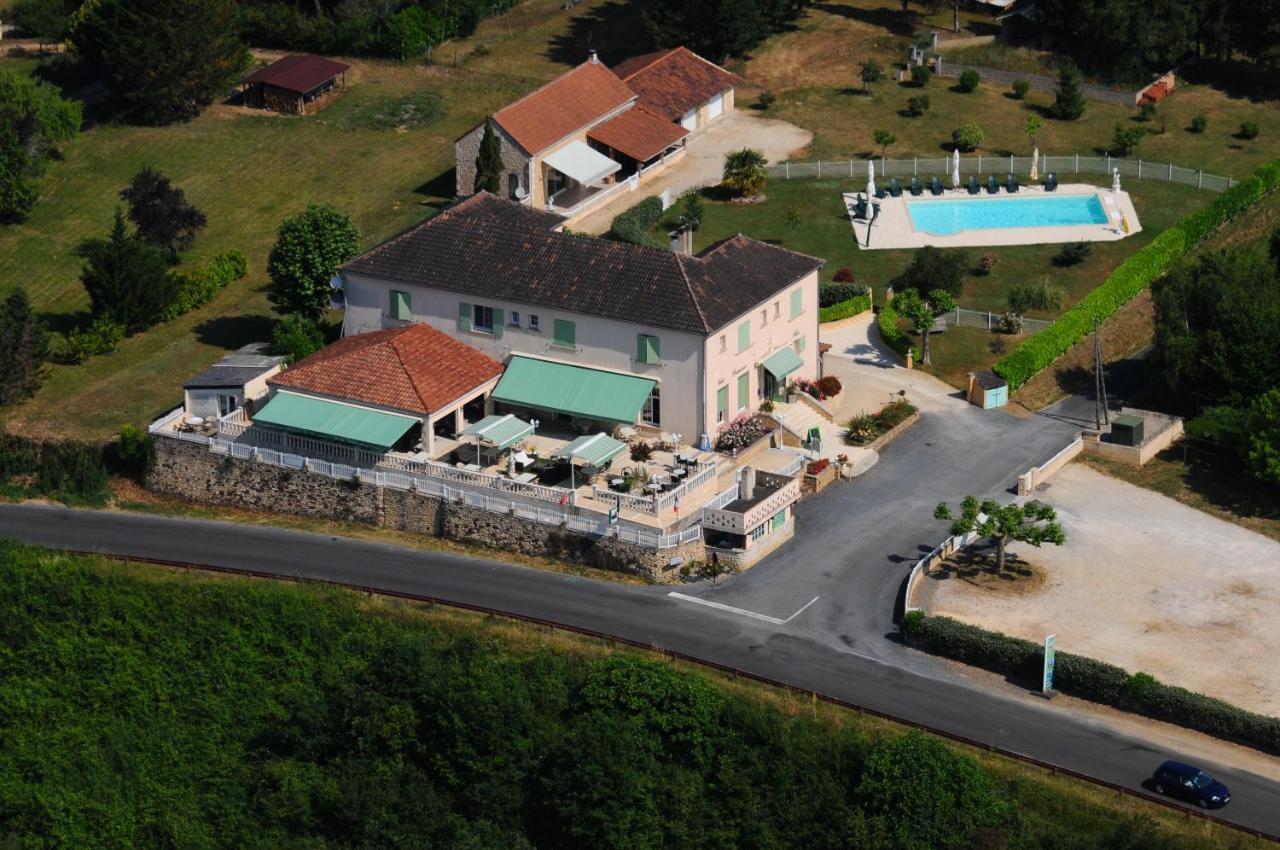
[
  {"left": 791, "top": 375, "right": 842, "bottom": 401},
  {"left": 844, "top": 400, "right": 917, "bottom": 447},
  {"left": 714, "top": 413, "right": 770, "bottom": 452}
]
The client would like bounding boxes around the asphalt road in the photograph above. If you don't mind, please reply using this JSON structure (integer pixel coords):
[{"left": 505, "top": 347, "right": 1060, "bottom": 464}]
[{"left": 1, "top": 502, "right": 1276, "bottom": 837}]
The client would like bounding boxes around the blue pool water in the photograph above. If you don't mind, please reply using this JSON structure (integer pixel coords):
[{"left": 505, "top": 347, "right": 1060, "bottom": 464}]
[{"left": 907, "top": 194, "right": 1108, "bottom": 235}]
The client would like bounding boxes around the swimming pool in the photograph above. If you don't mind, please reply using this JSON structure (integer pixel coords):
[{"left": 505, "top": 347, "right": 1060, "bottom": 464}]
[{"left": 907, "top": 194, "right": 1108, "bottom": 236}]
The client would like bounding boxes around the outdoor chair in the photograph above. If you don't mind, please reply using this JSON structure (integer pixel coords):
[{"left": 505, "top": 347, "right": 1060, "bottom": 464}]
[
  {"left": 908, "top": 176, "right": 923, "bottom": 196},
  {"left": 929, "top": 176, "right": 943, "bottom": 195},
  {"left": 889, "top": 177, "right": 903, "bottom": 197},
  {"left": 986, "top": 175, "right": 1000, "bottom": 194},
  {"left": 853, "top": 196, "right": 868, "bottom": 219},
  {"left": 874, "top": 183, "right": 888, "bottom": 199},
  {"left": 1006, "top": 174, "right": 1019, "bottom": 193},
  {"left": 1045, "top": 173, "right": 1059, "bottom": 192},
  {"left": 966, "top": 175, "right": 980, "bottom": 195}
]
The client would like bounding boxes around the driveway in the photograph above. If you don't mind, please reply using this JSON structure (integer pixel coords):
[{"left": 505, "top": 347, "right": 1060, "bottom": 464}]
[
  {"left": 922, "top": 462, "right": 1280, "bottom": 717},
  {"left": 571, "top": 110, "right": 812, "bottom": 234}
]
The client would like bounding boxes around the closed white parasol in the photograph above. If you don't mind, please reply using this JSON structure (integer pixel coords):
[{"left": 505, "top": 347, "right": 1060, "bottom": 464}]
[
  {"left": 951, "top": 148, "right": 961, "bottom": 189},
  {"left": 866, "top": 159, "right": 877, "bottom": 198},
  {"left": 1030, "top": 146, "right": 1039, "bottom": 183}
]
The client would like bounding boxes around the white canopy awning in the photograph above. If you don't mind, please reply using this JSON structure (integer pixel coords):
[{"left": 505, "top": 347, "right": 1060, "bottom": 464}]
[{"left": 544, "top": 141, "right": 621, "bottom": 186}]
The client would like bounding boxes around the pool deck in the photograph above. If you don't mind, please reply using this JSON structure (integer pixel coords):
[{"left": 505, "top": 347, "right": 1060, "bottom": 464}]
[{"left": 844, "top": 183, "right": 1142, "bottom": 250}]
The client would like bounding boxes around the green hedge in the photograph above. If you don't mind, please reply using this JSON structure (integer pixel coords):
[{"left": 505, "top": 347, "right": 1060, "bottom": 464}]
[
  {"left": 877, "top": 303, "right": 919, "bottom": 361},
  {"left": 903, "top": 614, "right": 1280, "bottom": 755},
  {"left": 610, "top": 196, "right": 666, "bottom": 248},
  {"left": 993, "top": 157, "right": 1280, "bottom": 390},
  {"left": 0, "top": 434, "right": 110, "bottom": 506},
  {"left": 163, "top": 249, "right": 248, "bottom": 321},
  {"left": 819, "top": 294, "right": 871, "bottom": 323}
]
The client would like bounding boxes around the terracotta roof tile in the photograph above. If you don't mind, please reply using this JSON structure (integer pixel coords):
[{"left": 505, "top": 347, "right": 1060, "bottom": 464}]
[
  {"left": 243, "top": 54, "right": 349, "bottom": 94},
  {"left": 614, "top": 47, "right": 741, "bottom": 121},
  {"left": 270, "top": 324, "right": 502, "bottom": 416},
  {"left": 492, "top": 60, "right": 635, "bottom": 155},
  {"left": 587, "top": 106, "right": 688, "bottom": 161}
]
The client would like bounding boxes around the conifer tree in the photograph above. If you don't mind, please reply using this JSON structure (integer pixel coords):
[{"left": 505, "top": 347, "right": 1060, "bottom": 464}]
[
  {"left": 0, "top": 287, "right": 50, "bottom": 406},
  {"left": 474, "top": 120, "right": 503, "bottom": 195}
]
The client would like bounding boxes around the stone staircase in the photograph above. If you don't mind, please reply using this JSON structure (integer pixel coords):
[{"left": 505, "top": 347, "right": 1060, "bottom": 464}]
[{"left": 772, "top": 395, "right": 846, "bottom": 460}]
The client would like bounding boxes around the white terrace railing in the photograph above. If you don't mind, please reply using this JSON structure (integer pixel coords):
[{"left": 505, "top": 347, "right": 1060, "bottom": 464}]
[{"left": 590, "top": 460, "right": 718, "bottom": 516}]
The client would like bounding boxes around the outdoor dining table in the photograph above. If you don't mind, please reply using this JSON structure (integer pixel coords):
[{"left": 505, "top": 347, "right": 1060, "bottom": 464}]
[{"left": 671, "top": 467, "right": 687, "bottom": 480}]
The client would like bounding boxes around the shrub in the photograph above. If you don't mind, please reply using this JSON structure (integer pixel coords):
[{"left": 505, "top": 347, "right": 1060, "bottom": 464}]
[
  {"left": 819, "top": 294, "right": 871, "bottom": 324},
  {"left": 957, "top": 68, "right": 980, "bottom": 92},
  {"left": 1189, "top": 114, "right": 1207, "bottom": 133},
  {"left": 878, "top": 399, "right": 915, "bottom": 428},
  {"left": 0, "top": 434, "right": 110, "bottom": 505},
  {"left": 951, "top": 124, "right": 984, "bottom": 152},
  {"left": 1053, "top": 241, "right": 1092, "bottom": 266},
  {"left": 271, "top": 314, "right": 325, "bottom": 364},
  {"left": 1136, "top": 102, "right": 1156, "bottom": 122},
  {"left": 910, "top": 64, "right": 932, "bottom": 86},
  {"left": 113, "top": 423, "right": 154, "bottom": 478},
  {"left": 816, "top": 375, "right": 842, "bottom": 398},
  {"left": 609, "top": 196, "right": 665, "bottom": 248},
  {"left": 905, "top": 94, "right": 930, "bottom": 117},
  {"left": 976, "top": 253, "right": 999, "bottom": 275},
  {"left": 997, "top": 312, "right": 1023, "bottom": 335},
  {"left": 1007, "top": 279, "right": 1064, "bottom": 313},
  {"left": 629, "top": 441, "right": 653, "bottom": 462},
  {"left": 844, "top": 414, "right": 878, "bottom": 446},
  {"left": 832, "top": 266, "right": 855, "bottom": 283},
  {"left": 757, "top": 90, "right": 775, "bottom": 110},
  {"left": 1239, "top": 121, "right": 1260, "bottom": 140},
  {"left": 1011, "top": 78, "right": 1030, "bottom": 99},
  {"left": 891, "top": 245, "right": 968, "bottom": 298},
  {"left": 1051, "top": 63, "right": 1086, "bottom": 120},
  {"left": 807, "top": 458, "right": 830, "bottom": 476},
  {"left": 54, "top": 317, "right": 125, "bottom": 364},
  {"left": 1110, "top": 123, "right": 1146, "bottom": 156},
  {"left": 163, "top": 249, "right": 248, "bottom": 321},
  {"left": 819, "top": 281, "right": 864, "bottom": 307},
  {"left": 878, "top": 302, "right": 918, "bottom": 361},
  {"left": 714, "top": 413, "right": 770, "bottom": 452}
]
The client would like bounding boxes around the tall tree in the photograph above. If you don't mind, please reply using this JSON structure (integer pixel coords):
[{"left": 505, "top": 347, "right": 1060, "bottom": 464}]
[
  {"left": 74, "top": 0, "right": 248, "bottom": 125},
  {"left": 872, "top": 128, "right": 896, "bottom": 159},
  {"left": 860, "top": 60, "right": 884, "bottom": 94},
  {"left": 643, "top": 0, "right": 781, "bottom": 62},
  {"left": 474, "top": 120, "right": 503, "bottom": 195},
  {"left": 890, "top": 245, "right": 967, "bottom": 298},
  {"left": 119, "top": 167, "right": 207, "bottom": 260},
  {"left": 1051, "top": 62, "right": 1086, "bottom": 120},
  {"left": 13, "top": 0, "right": 70, "bottom": 49},
  {"left": 79, "top": 209, "right": 176, "bottom": 332},
  {"left": 0, "top": 287, "right": 50, "bottom": 406},
  {"left": 267, "top": 203, "right": 361, "bottom": 319},
  {"left": 721, "top": 148, "right": 768, "bottom": 198},
  {"left": 935, "top": 496, "right": 1066, "bottom": 572},
  {"left": 893, "top": 287, "right": 955, "bottom": 366},
  {"left": 0, "top": 69, "right": 81, "bottom": 223}
]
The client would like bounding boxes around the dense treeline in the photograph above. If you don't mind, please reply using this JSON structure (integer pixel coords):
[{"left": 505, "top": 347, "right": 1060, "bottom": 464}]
[
  {"left": 1028, "top": 0, "right": 1280, "bottom": 84},
  {"left": 644, "top": 0, "right": 807, "bottom": 62},
  {"left": 0, "top": 542, "right": 1261, "bottom": 849}
]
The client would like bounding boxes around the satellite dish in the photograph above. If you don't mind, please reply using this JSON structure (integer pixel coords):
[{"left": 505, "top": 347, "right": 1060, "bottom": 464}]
[
  {"left": 329, "top": 275, "right": 343, "bottom": 289},
  {"left": 513, "top": 186, "right": 528, "bottom": 200}
]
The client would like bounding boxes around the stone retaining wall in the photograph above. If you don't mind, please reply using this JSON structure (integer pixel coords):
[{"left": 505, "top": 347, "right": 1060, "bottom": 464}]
[{"left": 148, "top": 436, "right": 703, "bottom": 583}]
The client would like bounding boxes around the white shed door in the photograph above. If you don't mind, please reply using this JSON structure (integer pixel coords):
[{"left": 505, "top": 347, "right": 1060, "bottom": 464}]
[
  {"left": 707, "top": 93, "right": 724, "bottom": 120},
  {"left": 680, "top": 109, "right": 697, "bottom": 130}
]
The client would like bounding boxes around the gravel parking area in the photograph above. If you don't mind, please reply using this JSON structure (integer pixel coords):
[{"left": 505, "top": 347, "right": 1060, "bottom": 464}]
[{"left": 921, "top": 463, "right": 1280, "bottom": 717}]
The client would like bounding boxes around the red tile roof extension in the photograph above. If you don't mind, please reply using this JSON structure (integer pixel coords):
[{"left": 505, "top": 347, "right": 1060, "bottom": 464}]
[
  {"left": 587, "top": 106, "right": 688, "bottom": 161},
  {"left": 492, "top": 59, "right": 635, "bottom": 155},
  {"left": 613, "top": 47, "right": 742, "bottom": 121}
]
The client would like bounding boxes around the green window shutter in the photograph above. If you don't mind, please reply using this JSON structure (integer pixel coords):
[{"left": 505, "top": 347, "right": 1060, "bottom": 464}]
[
  {"left": 772, "top": 509, "right": 787, "bottom": 530},
  {"left": 493, "top": 308, "right": 504, "bottom": 339},
  {"left": 637, "top": 334, "right": 659, "bottom": 364},
  {"left": 390, "top": 290, "right": 411, "bottom": 320},
  {"left": 736, "top": 372, "right": 749, "bottom": 410},
  {"left": 737, "top": 321, "right": 750, "bottom": 352},
  {"left": 790, "top": 288, "right": 803, "bottom": 319},
  {"left": 458, "top": 302, "right": 472, "bottom": 332},
  {"left": 553, "top": 319, "right": 576, "bottom": 348},
  {"left": 716, "top": 386, "right": 728, "bottom": 420},
  {"left": 794, "top": 335, "right": 805, "bottom": 354}
]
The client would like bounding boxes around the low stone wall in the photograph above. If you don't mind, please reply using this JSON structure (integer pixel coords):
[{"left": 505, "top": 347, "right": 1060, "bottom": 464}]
[
  {"left": 148, "top": 436, "right": 703, "bottom": 583},
  {"left": 866, "top": 411, "right": 920, "bottom": 453},
  {"left": 1081, "top": 408, "right": 1184, "bottom": 467}
]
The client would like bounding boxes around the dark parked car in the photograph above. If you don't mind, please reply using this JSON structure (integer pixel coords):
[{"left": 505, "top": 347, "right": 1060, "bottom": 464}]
[{"left": 1152, "top": 760, "right": 1231, "bottom": 808}]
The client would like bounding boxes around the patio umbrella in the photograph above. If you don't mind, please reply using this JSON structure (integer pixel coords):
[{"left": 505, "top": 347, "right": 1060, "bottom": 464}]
[
  {"left": 951, "top": 149, "right": 961, "bottom": 189},
  {"left": 866, "top": 159, "right": 876, "bottom": 199},
  {"left": 1112, "top": 168, "right": 1122, "bottom": 193},
  {"left": 1029, "top": 146, "right": 1039, "bottom": 183}
]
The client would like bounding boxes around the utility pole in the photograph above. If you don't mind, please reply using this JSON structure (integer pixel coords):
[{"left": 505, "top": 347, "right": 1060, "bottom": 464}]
[{"left": 1093, "top": 318, "right": 1110, "bottom": 430}]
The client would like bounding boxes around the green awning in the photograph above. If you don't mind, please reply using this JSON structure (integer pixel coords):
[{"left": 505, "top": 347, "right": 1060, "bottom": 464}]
[
  {"left": 461, "top": 414, "right": 534, "bottom": 449},
  {"left": 493, "top": 356, "right": 655, "bottom": 424},
  {"left": 552, "top": 433, "right": 626, "bottom": 467},
  {"left": 761, "top": 346, "right": 804, "bottom": 380},
  {"left": 252, "top": 391, "right": 417, "bottom": 450}
]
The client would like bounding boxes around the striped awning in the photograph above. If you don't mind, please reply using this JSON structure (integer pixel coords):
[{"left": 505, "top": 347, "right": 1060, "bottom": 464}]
[
  {"left": 252, "top": 391, "right": 416, "bottom": 450},
  {"left": 552, "top": 433, "right": 627, "bottom": 467},
  {"left": 461, "top": 413, "right": 534, "bottom": 449},
  {"left": 761, "top": 346, "right": 804, "bottom": 380}
]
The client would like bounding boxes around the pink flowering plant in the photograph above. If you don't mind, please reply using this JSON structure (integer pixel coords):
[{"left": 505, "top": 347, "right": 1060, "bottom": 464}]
[{"left": 714, "top": 413, "right": 769, "bottom": 451}]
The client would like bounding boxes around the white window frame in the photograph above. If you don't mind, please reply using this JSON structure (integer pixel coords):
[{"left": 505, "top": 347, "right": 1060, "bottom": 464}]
[{"left": 473, "top": 304, "right": 495, "bottom": 333}]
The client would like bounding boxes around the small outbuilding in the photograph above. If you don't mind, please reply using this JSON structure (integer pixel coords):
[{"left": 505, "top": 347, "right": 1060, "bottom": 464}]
[
  {"left": 183, "top": 343, "right": 285, "bottom": 421},
  {"left": 967, "top": 370, "right": 1009, "bottom": 409},
  {"left": 242, "top": 54, "right": 349, "bottom": 114}
]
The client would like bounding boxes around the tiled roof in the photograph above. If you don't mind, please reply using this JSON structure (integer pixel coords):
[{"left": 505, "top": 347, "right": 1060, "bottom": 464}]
[
  {"left": 613, "top": 47, "right": 742, "bottom": 121},
  {"left": 587, "top": 106, "right": 688, "bottom": 161},
  {"left": 270, "top": 324, "right": 502, "bottom": 416},
  {"left": 243, "top": 54, "right": 349, "bottom": 94},
  {"left": 491, "top": 59, "right": 635, "bottom": 155},
  {"left": 342, "top": 193, "right": 823, "bottom": 335}
]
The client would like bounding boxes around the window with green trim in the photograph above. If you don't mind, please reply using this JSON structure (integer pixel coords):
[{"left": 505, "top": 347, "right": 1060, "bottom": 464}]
[
  {"left": 789, "top": 288, "right": 803, "bottom": 319},
  {"left": 771, "top": 509, "right": 787, "bottom": 530},
  {"left": 389, "top": 290, "right": 411, "bottom": 320},
  {"left": 736, "top": 372, "right": 749, "bottom": 411},
  {"left": 716, "top": 386, "right": 728, "bottom": 423},
  {"left": 636, "top": 334, "right": 660, "bottom": 364},
  {"left": 737, "top": 321, "right": 750, "bottom": 352},
  {"left": 552, "top": 319, "right": 576, "bottom": 349},
  {"left": 457, "top": 302, "right": 472, "bottom": 332}
]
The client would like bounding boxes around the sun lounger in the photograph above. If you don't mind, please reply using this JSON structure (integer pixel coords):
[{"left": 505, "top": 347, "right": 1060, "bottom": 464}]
[
  {"left": 966, "top": 175, "right": 980, "bottom": 195},
  {"left": 1044, "top": 173, "right": 1058, "bottom": 192},
  {"left": 986, "top": 175, "right": 999, "bottom": 194},
  {"left": 889, "top": 177, "right": 903, "bottom": 197},
  {"left": 909, "top": 176, "right": 923, "bottom": 196},
  {"left": 1006, "top": 174, "right": 1019, "bottom": 193},
  {"left": 929, "top": 176, "right": 943, "bottom": 195}
]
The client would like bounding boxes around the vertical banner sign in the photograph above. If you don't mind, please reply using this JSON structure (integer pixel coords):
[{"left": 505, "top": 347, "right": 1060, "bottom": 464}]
[{"left": 1043, "top": 634, "right": 1056, "bottom": 693}]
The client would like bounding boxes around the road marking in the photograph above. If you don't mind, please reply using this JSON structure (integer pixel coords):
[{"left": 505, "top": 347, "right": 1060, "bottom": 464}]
[{"left": 667, "top": 593, "right": 820, "bottom": 625}]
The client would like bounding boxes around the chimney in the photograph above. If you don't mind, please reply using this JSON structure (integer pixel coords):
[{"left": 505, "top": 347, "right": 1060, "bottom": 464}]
[
  {"left": 588, "top": 50, "right": 599, "bottom": 65},
  {"left": 738, "top": 466, "right": 756, "bottom": 501}
]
